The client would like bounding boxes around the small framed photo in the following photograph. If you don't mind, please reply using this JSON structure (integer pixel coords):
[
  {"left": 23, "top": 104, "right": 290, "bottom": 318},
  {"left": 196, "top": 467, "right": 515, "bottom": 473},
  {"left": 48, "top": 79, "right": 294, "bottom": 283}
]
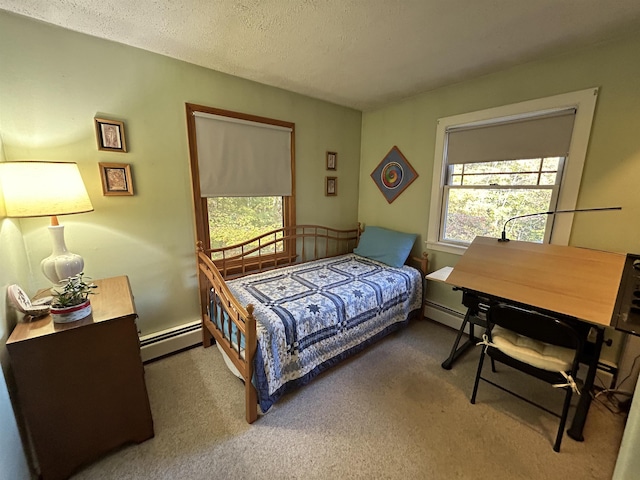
[
  {"left": 99, "top": 162, "right": 134, "bottom": 196},
  {"left": 95, "top": 117, "right": 127, "bottom": 152},
  {"left": 325, "top": 176, "right": 337, "bottom": 196},
  {"left": 326, "top": 151, "right": 337, "bottom": 170}
]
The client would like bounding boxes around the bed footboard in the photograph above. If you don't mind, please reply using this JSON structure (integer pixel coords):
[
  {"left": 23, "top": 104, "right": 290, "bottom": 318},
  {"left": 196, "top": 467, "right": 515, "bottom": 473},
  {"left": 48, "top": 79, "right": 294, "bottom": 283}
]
[{"left": 197, "top": 251, "right": 258, "bottom": 423}]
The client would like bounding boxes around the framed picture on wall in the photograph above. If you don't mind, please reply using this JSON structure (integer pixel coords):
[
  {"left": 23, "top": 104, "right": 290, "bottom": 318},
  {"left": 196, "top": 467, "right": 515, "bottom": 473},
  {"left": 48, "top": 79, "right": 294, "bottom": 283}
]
[
  {"left": 95, "top": 117, "right": 127, "bottom": 152},
  {"left": 325, "top": 176, "right": 337, "bottom": 196},
  {"left": 99, "top": 162, "right": 134, "bottom": 196},
  {"left": 370, "top": 145, "right": 418, "bottom": 203},
  {"left": 326, "top": 151, "right": 337, "bottom": 170}
]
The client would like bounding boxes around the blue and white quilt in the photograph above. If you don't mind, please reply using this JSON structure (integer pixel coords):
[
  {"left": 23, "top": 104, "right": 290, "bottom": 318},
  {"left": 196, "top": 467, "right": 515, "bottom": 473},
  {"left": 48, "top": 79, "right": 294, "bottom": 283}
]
[{"left": 226, "top": 253, "right": 423, "bottom": 412}]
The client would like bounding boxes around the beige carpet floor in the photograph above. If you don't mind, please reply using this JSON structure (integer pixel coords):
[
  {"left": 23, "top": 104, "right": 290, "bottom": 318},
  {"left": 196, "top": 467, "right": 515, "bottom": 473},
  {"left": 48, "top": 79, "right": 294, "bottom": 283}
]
[{"left": 73, "top": 319, "right": 625, "bottom": 479}]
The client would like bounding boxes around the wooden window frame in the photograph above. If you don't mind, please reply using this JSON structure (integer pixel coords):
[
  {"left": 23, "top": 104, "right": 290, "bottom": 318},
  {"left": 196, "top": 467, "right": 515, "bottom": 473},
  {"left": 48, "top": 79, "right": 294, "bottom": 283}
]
[{"left": 185, "top": 103, "right": 296, "bottom": 270}]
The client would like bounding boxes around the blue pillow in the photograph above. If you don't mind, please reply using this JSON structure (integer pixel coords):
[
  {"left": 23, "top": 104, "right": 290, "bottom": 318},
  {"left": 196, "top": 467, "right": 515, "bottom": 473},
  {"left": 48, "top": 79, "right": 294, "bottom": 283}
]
[{"left": 353, "top": 226, "right": 417, "bottom": 268}]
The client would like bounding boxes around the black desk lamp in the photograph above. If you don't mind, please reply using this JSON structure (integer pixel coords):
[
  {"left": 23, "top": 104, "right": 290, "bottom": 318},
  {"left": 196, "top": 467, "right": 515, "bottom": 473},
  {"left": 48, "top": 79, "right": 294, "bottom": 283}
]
[{"left": 498, "top": 206, "right": 622, "bottom": 242}]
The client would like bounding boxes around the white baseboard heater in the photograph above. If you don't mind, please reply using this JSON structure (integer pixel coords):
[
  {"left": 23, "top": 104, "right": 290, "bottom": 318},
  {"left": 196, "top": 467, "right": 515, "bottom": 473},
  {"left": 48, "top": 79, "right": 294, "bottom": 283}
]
[
  {"left": 424, "top": 300, "right": 467, "bottom": 331},
  {"left": 139, "top": 304, "right": 618, "bottom": 390},
  {"left": 139, "top": 320, "right": 202, "bottom": 363}
]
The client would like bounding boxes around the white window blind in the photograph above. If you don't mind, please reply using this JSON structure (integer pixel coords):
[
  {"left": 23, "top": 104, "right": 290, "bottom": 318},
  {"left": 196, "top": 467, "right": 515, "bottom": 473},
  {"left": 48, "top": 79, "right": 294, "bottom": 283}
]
[
  {"left": 446, "top": 109, "right": 576, "bottom": 164},
  {"left": 194, "top": 111, "right": 293, "bottom": 197}
]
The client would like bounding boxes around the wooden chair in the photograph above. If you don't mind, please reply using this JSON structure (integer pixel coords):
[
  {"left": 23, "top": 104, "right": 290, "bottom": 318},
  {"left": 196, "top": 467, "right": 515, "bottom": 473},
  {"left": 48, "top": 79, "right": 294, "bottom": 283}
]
[{"left": 470, "top": 303, "right": 584, "bottom": 452}]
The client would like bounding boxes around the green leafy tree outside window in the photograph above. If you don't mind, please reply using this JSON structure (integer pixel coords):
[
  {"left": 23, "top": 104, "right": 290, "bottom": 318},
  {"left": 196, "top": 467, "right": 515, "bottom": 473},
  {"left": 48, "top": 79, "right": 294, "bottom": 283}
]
[
  {"left": 208, "top": 197, "right": 284, "bottom": 257},
  {"left": 443, "top": 158, "right": 561, "bottom": 244}
]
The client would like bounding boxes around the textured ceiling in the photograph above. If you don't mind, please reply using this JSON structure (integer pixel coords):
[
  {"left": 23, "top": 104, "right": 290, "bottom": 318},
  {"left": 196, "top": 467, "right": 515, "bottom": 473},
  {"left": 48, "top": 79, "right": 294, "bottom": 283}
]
[{"left": 2, "top": 1, "right": 640, "bottom": 111}]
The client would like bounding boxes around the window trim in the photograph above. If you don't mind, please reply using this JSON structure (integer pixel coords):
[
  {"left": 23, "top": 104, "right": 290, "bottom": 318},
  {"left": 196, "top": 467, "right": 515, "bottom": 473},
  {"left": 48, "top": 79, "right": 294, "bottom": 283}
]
[
  {"left": 186, "top": 103, "right": 296, "bottom": 261},
  {"left": 427, "top": 88, "right": 599, "bottom": 255}
]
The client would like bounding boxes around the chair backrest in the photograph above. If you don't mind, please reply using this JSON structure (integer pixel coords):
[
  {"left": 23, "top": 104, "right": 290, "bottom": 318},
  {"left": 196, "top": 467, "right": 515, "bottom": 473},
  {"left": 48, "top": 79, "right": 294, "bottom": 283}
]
[{"left": 487, "top": 303, "right": 583, "bottom": 353}]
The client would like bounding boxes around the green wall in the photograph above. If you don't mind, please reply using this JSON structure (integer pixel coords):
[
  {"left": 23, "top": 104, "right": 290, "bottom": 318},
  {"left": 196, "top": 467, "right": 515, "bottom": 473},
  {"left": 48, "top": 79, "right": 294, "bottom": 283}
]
[
  {"left": 0, "top": 137, "right": 31, "bottom": 478},
  {"left": 0, "top": 220, "right": 30, "bottom": 480},
  {"left": 3, "top": 7, "right": 640, "bottom": 477},
  {"left": 0, "top": 11, "right": 362, "bottom": 336},
  {"left": 360, "top": 30, "right": 640, "bottom": 318}
]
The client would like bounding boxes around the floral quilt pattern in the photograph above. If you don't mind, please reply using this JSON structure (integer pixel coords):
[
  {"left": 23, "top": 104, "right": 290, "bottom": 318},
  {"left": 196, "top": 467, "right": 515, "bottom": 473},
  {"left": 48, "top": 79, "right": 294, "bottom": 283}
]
[{"left": 226, "top": 253, "right": 422, "bottom": 411}]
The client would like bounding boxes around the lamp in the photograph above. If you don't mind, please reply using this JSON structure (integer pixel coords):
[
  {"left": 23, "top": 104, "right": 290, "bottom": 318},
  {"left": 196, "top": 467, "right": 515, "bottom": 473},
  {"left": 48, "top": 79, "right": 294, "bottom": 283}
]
[
  {"left": 498, "top": 206, "right": 622, "bottom": 242},
  {"left": 0, "top": 161, "right": 94, "bottom": 283}
]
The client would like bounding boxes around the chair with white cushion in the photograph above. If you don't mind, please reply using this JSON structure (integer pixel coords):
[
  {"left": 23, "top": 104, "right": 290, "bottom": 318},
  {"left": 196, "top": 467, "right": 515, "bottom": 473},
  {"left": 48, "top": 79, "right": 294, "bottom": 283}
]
[{"left": 470, "top": 303, "right": 584, "bottom": 452}]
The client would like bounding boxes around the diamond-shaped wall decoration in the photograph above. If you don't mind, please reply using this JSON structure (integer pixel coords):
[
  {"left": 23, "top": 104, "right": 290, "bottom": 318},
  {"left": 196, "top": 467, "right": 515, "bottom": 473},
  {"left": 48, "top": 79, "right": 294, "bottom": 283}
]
[{"left": 370, "top": 146, "right": 418, "bottom": 203}]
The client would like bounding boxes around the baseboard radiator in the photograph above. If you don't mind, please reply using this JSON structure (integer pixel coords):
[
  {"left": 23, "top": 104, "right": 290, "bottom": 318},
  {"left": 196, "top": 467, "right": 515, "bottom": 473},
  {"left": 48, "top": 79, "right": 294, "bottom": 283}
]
[
  {"left": 136, "top": 304, "right": 463, "bottom": 365},
  {"left": 138, "top": 303, "right": 618, "bottom": 388},
  {"left": 424, "top": 300, "right": 467, "bottom": 331},
  {"left": 139, "top": 320, "right": 202, "bottom": 363},
  {"left": 136, "top": 304, "right": 460, "bottom": 365}
]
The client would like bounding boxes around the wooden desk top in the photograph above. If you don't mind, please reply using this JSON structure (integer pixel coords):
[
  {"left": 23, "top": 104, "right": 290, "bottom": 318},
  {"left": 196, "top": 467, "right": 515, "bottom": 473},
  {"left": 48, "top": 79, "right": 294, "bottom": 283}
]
[
  {"left": 446, "top": 237, "right": 626, "bottom": 327},
  {"left": 7, "top": 276, "right": 136, "bottom": 343}
]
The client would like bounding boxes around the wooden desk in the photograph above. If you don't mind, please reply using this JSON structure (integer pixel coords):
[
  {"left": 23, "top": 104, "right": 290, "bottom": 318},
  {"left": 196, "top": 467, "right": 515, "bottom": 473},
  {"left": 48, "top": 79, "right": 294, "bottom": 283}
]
[
  {"left": 7, "top": 276, "right": 154, "bottom": 480},
  {"left": 446, "top": 236, "right": 626, "bottom": 326},
  {"left": 439, "top": 237, "right": 627, "bottom": 442}
]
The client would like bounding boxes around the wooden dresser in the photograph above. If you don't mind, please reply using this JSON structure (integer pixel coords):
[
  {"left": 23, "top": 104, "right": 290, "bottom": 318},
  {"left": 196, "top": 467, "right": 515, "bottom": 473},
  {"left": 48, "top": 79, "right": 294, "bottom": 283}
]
[{"left": 7, "top": 275, "right": 154, "bottom": 480}]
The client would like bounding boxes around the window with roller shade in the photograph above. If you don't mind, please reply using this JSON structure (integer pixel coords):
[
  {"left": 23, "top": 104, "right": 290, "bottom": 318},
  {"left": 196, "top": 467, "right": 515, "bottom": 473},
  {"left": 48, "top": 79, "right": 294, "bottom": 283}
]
[
  {"left": 186, "top": 104, "right": 295, "bottom": 263},
  {"left": 441, "top": 110, "right": 573, "bottom": 245},
  {"left": 427, "top": 89, "right": 599, "bottom": 253}
]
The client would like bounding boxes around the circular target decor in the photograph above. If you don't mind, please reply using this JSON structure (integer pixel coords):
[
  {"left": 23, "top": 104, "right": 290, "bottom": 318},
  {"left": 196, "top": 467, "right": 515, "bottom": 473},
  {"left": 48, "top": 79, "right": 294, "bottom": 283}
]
[
  {"left": 370, "top": 146, "right": 418, "bottom": 203},
  {"left": 381, "top": 162, "right": 403, "bottom": 189}
]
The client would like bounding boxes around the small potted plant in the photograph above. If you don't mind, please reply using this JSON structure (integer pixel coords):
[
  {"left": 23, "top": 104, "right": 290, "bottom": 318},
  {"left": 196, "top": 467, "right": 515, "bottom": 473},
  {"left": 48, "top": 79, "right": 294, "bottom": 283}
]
[{"left": 50, "top": 273, "right": 98, "bottom": 324}]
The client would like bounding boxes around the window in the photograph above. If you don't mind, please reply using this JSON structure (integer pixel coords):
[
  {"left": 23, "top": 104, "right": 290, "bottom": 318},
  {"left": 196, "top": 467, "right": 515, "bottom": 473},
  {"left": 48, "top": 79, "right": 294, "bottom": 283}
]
[
  {"left": 186, "top": 104, "right": 295, "bottom": 261},
  {"left": 207, "top": 196, "right": 284, "bottom": 258},
  {"left": 427, "top": 88, "right": 598, "bottom": 254},
  {"left": 443, "top": 157, "right": 563, "bottom": 245}
]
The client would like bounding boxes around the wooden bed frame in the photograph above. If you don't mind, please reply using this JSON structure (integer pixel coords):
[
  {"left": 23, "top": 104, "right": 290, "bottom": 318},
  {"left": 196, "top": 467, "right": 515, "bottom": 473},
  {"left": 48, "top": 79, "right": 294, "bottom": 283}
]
[{"left": 196, "top": 224, "right": 427, "bottom": 423}]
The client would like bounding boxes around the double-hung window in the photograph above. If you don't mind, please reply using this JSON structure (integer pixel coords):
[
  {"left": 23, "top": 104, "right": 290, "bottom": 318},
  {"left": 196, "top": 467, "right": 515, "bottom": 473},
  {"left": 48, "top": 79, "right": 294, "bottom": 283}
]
[
  {"left": 443, "top": 156, "right": 564, "bottom": 245},
  {"left": 186, "top": 104, "right": 295, "bottom": 263},
  {"left": 427, "top": 88, "right": 599, "bottom": 253}
]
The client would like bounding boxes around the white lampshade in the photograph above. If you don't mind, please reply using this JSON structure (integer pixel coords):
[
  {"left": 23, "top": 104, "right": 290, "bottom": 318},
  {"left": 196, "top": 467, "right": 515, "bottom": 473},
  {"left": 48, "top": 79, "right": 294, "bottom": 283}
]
[
  {"left": 0, "top": 161, "right": 94, "bottom": 284},
  {"left": 0, "top": 161, "right": 93, "bottom": 217}
]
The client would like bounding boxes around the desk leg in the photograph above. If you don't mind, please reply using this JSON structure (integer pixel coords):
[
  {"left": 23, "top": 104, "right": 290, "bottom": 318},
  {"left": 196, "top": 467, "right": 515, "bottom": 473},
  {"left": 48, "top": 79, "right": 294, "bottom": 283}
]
[
  {"left": 567, "top": 327, "right": 604, "bottom": 442},
  {"left": 441, "top": 308, "right": 481, "bottom": 370}
]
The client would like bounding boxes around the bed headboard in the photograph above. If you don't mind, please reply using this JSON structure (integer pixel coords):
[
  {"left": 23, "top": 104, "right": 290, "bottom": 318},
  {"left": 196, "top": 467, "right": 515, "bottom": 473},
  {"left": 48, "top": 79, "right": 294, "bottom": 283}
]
[{"left": 197, "top": 224, "right": 362, "bottom": 279}]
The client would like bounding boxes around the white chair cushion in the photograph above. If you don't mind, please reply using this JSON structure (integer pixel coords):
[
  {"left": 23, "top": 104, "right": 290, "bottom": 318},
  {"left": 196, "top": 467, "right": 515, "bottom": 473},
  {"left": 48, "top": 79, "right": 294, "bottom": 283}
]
[{"left": 491, "top": 325, "right": 574, "bottom": 372}]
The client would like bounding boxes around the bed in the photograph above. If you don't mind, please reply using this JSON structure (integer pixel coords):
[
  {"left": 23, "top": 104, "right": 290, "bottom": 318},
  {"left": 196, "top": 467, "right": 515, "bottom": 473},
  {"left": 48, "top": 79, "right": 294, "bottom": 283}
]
[{"left": 196, "top": 224, "right": 427, "bottom": 423}]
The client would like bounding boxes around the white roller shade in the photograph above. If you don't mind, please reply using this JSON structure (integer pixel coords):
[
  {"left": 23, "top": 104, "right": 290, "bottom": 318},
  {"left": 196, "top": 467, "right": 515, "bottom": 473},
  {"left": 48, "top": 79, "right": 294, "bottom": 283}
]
[
  {"left": 446, "top": 109, "right": 576, "bottom": 164},
  {"left": 194, "top": 112, "right": 293, "bottom": 197}
]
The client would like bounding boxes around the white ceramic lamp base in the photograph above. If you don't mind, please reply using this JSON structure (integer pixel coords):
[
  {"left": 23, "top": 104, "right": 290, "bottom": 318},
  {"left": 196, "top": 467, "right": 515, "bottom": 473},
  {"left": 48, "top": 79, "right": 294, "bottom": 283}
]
[{"left": 41, "top": 224, "right": 84, "bottom": 284}]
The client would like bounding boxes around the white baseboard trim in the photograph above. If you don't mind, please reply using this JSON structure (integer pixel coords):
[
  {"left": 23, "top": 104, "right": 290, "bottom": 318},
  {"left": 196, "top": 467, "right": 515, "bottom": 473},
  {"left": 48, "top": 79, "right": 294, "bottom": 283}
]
[
  {"left": 139, "top": 320, "right": 202, "bottom": 363},
  {"left": 424, "top": 301, "right": 466, "bottom": 332},
  {"left": 139, "top": 304, "right": 618, "bottom": 389},
  {"left": 137, "top": 303, "right": 465, "bottom": 364}
]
